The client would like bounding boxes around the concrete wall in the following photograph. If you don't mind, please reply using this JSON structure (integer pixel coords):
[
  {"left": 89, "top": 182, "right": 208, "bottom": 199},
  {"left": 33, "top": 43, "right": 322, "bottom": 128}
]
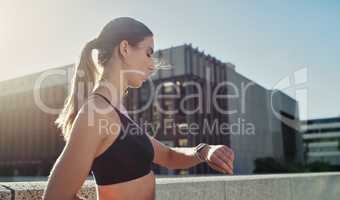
[{"left": 0, "top": 173, "right": 339, "bottom": 200}]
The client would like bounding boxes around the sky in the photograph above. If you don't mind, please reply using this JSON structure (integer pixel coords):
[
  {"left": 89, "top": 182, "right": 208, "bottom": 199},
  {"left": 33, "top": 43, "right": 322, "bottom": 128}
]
[{"left": 0, "top": 0, "right": 339, "bottom": 120}]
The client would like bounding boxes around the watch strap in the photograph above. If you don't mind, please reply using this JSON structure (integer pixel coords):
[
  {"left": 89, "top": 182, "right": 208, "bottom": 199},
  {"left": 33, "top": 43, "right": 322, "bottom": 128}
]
[{"left": 194, "top": 143, "right": 208, "bottom": 162}]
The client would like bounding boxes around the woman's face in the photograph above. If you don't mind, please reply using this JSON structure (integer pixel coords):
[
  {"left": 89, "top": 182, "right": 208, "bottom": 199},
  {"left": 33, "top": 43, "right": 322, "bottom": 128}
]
[{"left": 121, "top": 36, "right": 156, "bottom": 88}]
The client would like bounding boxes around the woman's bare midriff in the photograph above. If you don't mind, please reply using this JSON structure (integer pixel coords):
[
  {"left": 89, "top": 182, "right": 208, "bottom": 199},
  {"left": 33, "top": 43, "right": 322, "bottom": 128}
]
[{"left": 96, "top": 170, "right": 155, "bottom": 200}]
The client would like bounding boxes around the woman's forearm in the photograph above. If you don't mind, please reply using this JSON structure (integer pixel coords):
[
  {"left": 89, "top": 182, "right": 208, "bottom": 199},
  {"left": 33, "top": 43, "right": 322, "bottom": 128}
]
[{"left": 167, "top": 147, "right": 206, "bottom": 170}]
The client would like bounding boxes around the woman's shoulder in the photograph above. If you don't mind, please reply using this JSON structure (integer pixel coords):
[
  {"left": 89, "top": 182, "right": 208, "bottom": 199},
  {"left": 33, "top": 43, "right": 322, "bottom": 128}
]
[{"left": 74, "top": 96, "right": 122, "bottom": 140}]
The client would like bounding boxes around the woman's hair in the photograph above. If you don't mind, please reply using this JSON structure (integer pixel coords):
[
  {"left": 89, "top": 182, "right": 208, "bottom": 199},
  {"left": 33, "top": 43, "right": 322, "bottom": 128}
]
[{"left": 55, "top": 17, "right": 153, "bottom": 141}]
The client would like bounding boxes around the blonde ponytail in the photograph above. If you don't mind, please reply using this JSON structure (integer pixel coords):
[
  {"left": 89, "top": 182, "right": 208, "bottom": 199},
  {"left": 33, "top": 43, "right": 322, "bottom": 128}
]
[{"left": 55, "top": 39, "right": 100, "bottom": 141}]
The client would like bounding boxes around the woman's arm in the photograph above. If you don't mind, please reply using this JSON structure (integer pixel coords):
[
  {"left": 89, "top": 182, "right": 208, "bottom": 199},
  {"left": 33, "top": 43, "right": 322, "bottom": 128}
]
[
  {"left": 148, "top": 135, "right": 235, "bottom": 174},
  {"left": 43, "top": 98, "right": 121, "bottom": 200},
  {"left": 167, "top": 146, "right": 205, "bottom": 169}
]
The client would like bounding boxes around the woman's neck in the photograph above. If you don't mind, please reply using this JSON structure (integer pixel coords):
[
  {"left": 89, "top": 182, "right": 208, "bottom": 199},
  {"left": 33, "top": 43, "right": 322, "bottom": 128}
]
[{"left": 94, "top": 63, "right": 128, "bottom": 106}]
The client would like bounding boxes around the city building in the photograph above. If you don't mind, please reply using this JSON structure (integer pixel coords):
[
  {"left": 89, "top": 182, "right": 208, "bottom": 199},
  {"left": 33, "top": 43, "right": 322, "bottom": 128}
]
[
  {"left": 301, "top": 117, "right": 340, "bottom": 166},
  {"left": 0, "top": 65, "right": 70, "bottom": 175}
]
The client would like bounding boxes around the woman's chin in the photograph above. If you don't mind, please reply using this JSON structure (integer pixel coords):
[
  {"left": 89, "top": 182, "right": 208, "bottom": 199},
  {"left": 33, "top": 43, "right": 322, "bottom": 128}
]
[{"left": 129, "top": 80, "right": 144, "bottom": 88}]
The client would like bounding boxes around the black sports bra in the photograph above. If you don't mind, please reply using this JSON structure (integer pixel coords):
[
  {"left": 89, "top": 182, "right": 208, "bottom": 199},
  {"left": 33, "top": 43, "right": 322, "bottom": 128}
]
[{"left": 90, "top": 93, "right": 155, "bottom": 185}]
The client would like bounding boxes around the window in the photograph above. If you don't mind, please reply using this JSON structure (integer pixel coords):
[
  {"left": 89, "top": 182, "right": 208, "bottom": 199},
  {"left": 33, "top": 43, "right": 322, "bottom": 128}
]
[{"left": 178, "top": 138, "right": 188, "bottom": 147}]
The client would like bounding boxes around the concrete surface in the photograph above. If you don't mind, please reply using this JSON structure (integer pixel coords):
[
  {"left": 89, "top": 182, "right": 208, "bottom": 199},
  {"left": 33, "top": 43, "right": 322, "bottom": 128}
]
[{"left": 0, "top": 172, "right": 339, "bottom": 200}]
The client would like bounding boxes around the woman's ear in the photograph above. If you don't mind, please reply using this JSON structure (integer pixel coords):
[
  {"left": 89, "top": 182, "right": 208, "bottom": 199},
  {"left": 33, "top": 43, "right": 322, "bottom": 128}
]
[{"left": 119, "top": 40, "right": 129, "bottom": 58}]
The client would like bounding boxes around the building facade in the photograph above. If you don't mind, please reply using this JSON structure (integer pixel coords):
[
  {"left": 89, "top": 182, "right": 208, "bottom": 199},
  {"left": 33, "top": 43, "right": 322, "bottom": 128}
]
[
  {"left": 0, "top": 65, "right": 71, "bottom": 175},
  {"left": 301, "top": 117, "right": 340, "bottom": 166}
]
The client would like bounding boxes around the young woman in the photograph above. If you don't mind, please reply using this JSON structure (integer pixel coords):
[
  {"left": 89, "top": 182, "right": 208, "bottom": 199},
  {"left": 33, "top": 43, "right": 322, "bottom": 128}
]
[{"left": 43, "top": 17, "right": 234, "bottom": 200}]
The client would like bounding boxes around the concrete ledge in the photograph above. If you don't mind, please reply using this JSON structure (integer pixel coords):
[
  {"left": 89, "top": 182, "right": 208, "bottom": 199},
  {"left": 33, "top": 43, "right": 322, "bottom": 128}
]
[
  {"left": 0, "top": 185, "right": 12, "bottom": 200},
  {"left": 0, "top": 172, "right": 339, "bottom": 200}
]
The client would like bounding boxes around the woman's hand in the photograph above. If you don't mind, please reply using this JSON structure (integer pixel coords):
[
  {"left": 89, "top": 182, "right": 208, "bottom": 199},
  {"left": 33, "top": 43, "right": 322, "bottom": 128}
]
[{"left": 201, "top": 145, "right": 235, "bottom": 174}]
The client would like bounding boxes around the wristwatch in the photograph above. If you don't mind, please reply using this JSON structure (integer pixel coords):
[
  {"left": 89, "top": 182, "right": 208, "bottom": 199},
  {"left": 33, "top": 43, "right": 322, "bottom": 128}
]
[{"left": 194, "top": 143, "right": 208, "bottom": 162}]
